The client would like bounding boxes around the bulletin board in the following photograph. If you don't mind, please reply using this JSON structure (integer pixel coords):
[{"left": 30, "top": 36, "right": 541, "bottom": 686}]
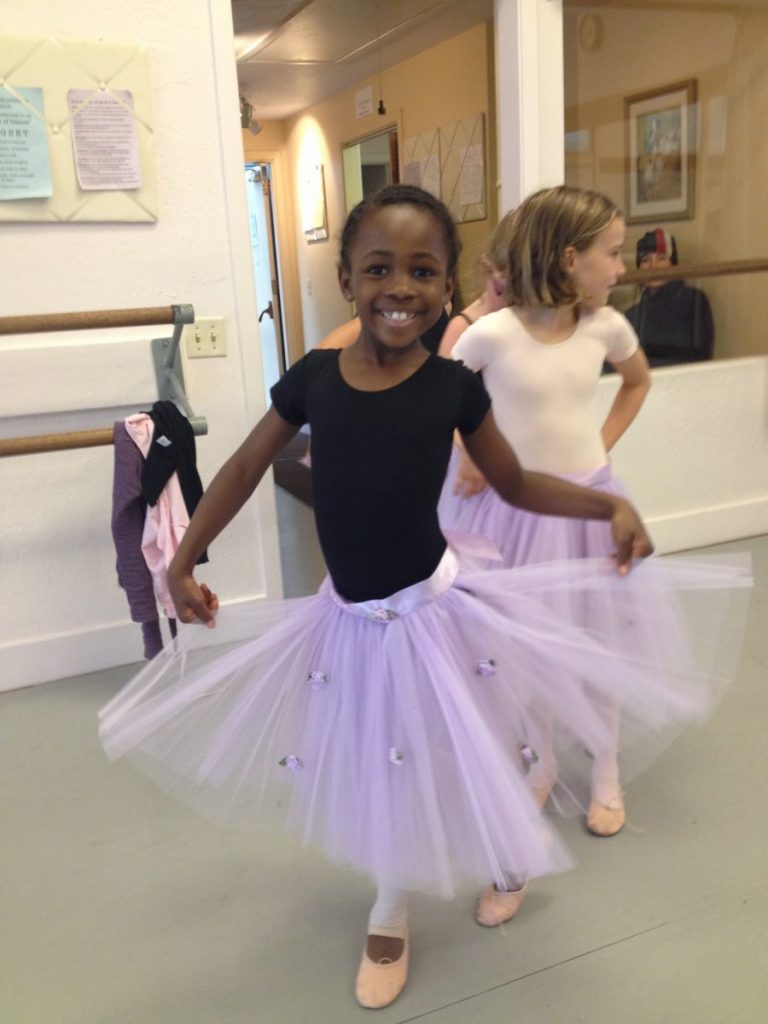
[
  {"left": 404, "top": 114, "right": 486, "bottom": 224},
  {"left": 439, "top": 113, "right": 486, "bottom": 223},
  {"left": 403, "top": 129, "right": 441, "bottom": 199},
  {"left": 0, "top": 34, "right": 156, "bottom": 222}
]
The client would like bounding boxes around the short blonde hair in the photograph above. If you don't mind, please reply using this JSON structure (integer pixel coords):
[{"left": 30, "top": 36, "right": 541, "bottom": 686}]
[
  {"left": 505, "top": 186, "right": 621, "bottom": 308},
  {"left": 485, "top": 210, "right": 517, "bottom": 275}
]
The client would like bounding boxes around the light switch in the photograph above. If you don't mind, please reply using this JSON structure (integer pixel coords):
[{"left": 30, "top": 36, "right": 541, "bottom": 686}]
[{"left": 185, "top": 317, "right": 226, "bottom": 358}]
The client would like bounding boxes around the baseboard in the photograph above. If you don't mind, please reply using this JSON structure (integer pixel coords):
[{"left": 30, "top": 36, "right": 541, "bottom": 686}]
[
  {"left": 647, "top": 495, "right": 768, "bottom": 554},
  {"left": 0, "top": 594, "right": 272, "bottom": 692}
]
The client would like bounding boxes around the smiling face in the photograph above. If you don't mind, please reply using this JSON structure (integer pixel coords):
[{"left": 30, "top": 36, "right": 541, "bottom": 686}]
[
  {"left": 566, "top": 214, "right": 627, "bottom": 310},
  {"left": 337, "top": 204, "right": 454, "bottom": 353}
]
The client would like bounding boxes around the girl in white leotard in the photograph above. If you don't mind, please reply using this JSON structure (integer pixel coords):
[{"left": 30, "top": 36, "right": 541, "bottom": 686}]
[{"left": 440, "top": 185, "right": 651, "bottom": 839}]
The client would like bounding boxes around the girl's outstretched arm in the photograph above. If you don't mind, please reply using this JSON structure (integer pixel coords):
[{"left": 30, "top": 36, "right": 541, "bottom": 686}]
[
  {"left": 602, "top": 348, "right": 651, "bottom": 451},
  {"left": 463, "top": 412, "right": 653, "bottom": 573},
  {"left": 442, "top": 315, "right": 490, "bottom": 497},
  {"left": 169, "top": 407, "right": 300, "bottom": 625},
  {"left": 437, "top": 315, "right": 470, "bottom": 357}
]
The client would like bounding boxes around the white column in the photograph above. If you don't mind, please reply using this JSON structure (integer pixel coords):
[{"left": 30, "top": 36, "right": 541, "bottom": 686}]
[{"left": 495, "top": 0, "right": 564, "bottom": 211}]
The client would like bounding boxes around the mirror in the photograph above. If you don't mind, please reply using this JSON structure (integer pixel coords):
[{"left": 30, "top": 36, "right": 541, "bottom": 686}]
[
  {"left": 563, "top": 1, "right": 768, "bottom": 362},
  {"left": 342, "top": 127, "right": 399, "bottom": 214}
]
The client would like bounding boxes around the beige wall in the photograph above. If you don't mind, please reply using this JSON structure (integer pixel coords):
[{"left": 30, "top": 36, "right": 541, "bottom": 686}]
[
  {"left": 242, "top": 21, "right": 496, "bottom": 358},
  {"left": 564, "top": 5, "right": 768, "bottom": 360}
]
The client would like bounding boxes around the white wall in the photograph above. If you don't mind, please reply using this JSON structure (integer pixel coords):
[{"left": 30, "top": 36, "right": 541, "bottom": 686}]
[
  {"left": 601, "top": 357, "right": 768, "bottom": 554},
  {"left": 0, "top": 0, "right": 283, "bottom": 689},
  {"left": 495, "top": 0, "right": 564, "bottom": 210}
]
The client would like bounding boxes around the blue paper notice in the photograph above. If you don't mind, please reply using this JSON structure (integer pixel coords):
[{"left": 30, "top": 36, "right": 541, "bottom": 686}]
[{"left": 0, "top": 85, "right": 53, "bottom": 200}]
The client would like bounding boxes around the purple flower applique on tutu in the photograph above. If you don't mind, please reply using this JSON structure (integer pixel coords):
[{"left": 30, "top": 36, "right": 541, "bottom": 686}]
[
  {"left": 475, "top": 659, "right": 497, "bottom": 677},
  {"left": 308, "top": 670, "right": 330, "bottom": 690},
  {"left": 367, "top": 608, "right": 399, "bottom": 623}
]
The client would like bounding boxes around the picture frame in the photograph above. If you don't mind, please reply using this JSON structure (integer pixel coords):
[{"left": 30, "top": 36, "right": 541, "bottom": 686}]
[
  {"left": 624, "top": 79, "right": 696, "bottom": 224},
  {"left": 301, "top": 160, "right": 328, "bottom": 243}
]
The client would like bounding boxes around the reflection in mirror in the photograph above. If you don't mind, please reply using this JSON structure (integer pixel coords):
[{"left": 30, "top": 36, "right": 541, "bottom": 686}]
[
  {"left": 611, "top": 228, "right": 714, "bottom": 368},
  {"left": 563, "top": 0, "right": 768, "bottom": 362},
  {"left": 342, "top": 127, "right": 399, "bottom": 214}
]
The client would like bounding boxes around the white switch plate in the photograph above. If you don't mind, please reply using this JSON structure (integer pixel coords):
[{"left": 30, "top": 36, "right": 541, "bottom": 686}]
[{"left": 185, "top": 317, "right": 226, "bottom": 358}]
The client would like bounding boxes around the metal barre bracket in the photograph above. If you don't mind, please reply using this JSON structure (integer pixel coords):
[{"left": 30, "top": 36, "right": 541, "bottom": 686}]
[{"left": 0, "top": 303, "right": 208, "bottom": 457}]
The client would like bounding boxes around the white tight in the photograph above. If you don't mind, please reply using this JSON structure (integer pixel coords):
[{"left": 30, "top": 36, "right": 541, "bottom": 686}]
[
  {"left": 525, "top": 690, "right": 622, "bottom": 803},
  {"left": 368, "top": 884, "right": 408, "bottom": 931}
]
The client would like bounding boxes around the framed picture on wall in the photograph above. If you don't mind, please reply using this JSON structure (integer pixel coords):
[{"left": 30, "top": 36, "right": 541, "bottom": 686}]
[
  {"left": 624, "top": 79, "right": 696, "bottom": 224},
  {"left": 301, "top": 161, "right": 329, "bottom": 243}
]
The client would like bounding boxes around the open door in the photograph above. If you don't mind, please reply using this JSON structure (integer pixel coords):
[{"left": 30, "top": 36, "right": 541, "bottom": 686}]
[{"left": 245, "top": 162, "right": 287, "bottom": 404}]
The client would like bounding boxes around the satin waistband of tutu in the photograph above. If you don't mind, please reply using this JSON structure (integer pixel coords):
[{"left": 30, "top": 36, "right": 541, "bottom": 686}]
[
  {"left": 557, "top": 462, "right": 612, "bottom": 487},
  {"left": 329, "top": 547, "right": 460, "bottom": 620}
]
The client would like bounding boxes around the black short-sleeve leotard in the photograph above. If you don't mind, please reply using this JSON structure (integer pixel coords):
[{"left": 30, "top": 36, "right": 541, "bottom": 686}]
[{"left": 271, "top": 349, "right": 490, "bottom": 601}]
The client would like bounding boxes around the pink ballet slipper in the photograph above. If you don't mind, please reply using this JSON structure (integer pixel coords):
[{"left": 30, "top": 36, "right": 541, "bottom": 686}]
[
  {"left": 474, "top": 883, "right": 527, "bottom": 927},
  {"left": 355, "top": 925, "right": 409, "bottom": 1009},
  {"left": 586, "top": 790, "right": 626, "bottom": 837}
]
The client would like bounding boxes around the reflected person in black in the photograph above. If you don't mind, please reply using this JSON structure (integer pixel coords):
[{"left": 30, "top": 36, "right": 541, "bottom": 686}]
[{"left": 625, "top": 229, "right": 714, "bottom": 365}]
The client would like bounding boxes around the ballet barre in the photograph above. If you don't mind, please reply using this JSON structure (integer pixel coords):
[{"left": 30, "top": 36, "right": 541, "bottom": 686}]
[
  {"left": 0, "top": 303, "right": 207, "bottom": 458},
  {"left": 622, "top": 256, "right": 768, "bottom": 286}
]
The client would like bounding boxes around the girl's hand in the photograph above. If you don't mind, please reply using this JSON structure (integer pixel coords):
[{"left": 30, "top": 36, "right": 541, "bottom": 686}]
[
  {"left": 454, "top": 450, "right": 489, "bottom": 498},
  {"left": 610, "top": 499, "right": 654, "bottom": 575},
  {"left": 169, "top": 571, "right": 219, "bottom": 627}
]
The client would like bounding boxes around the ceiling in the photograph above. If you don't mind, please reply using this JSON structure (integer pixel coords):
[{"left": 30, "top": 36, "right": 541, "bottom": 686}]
[
  {"left": 233, "top": 0, "right": 494, "bottom": 121},
  {"left": 233, "top": 0, "right": 767, "bottom": 121}
]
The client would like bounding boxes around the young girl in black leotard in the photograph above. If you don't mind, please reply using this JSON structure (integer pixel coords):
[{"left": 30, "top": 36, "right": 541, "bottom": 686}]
[{"left": 99, "top": 185, "right": 749, "bottom": 1011}]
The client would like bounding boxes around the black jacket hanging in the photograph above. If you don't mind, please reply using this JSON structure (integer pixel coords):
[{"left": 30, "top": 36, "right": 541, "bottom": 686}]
[{"left": 141, "top": 400, "right": 208, "bottom": 564}]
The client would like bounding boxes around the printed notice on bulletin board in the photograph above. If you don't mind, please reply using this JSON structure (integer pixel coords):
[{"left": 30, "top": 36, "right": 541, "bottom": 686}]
[
  {"left": 68, "top": 89, "right": 143, "bottom": 190},
  {"left": 458, "top": 144, "right": 483, "bottom": 206},
  {"left": 439, "top": 113, "right": 486, "bottom": 223},
  {"left": 0, "top": 85, "right": 53, "bottom": 200},
  {"left": 403, "top": 130, "right": 441, "bottom": 199}
]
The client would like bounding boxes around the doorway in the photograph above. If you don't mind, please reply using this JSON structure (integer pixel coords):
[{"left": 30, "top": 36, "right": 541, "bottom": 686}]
[
  {"left": 341, "top": 125, "right": 399, "bottom": 213},
  {"left": 245, "top": 162, "right": 288, "bottom": 405}
]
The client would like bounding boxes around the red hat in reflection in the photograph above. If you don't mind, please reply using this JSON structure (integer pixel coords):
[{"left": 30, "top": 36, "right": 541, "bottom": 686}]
[{"left": 636, "top": 228, "right": 678, "bottom": 267}]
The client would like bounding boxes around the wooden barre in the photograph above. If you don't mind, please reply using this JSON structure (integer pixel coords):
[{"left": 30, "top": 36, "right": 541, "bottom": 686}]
[
  {"left": 0, "top": 302, "right": 206, "bottom": 458},
  {"left": 0, "top": 416, "right": 208, "bottom": 458},
  {"left": 0, "top": 304, "right": 194, "bottom": 337},
  {"left": 0, "top": 429, "right": 116, "bottom": 457},
  {"left": 622, "top": 257, "right": 768, "bottom": 286}
]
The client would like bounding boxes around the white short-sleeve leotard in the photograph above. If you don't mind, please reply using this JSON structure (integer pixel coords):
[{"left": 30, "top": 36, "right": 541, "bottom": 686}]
[{"left": 452, "top": 306, "right": 638, "bottom": 475}]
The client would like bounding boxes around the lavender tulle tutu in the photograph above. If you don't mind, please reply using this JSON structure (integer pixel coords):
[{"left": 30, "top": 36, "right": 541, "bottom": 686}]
[
  {"left": 99, "top": 546, "right": 750, "bottom": 898},
  {"left": 439, "top": 452, "right": 627, "bottom": 565}
]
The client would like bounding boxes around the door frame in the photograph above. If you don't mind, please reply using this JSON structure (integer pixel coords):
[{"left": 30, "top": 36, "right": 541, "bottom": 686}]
[
  {"left": 246, "top": 160, "right": 289, "bottom": 379},
  {"left": 240, "top": 144, "right": 305, "bottom": 366}
]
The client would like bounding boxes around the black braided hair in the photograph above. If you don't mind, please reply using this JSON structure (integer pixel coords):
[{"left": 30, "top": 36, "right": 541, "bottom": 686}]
[{"left": 339, "top": 184, "right": 461, "bottom": 277}]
